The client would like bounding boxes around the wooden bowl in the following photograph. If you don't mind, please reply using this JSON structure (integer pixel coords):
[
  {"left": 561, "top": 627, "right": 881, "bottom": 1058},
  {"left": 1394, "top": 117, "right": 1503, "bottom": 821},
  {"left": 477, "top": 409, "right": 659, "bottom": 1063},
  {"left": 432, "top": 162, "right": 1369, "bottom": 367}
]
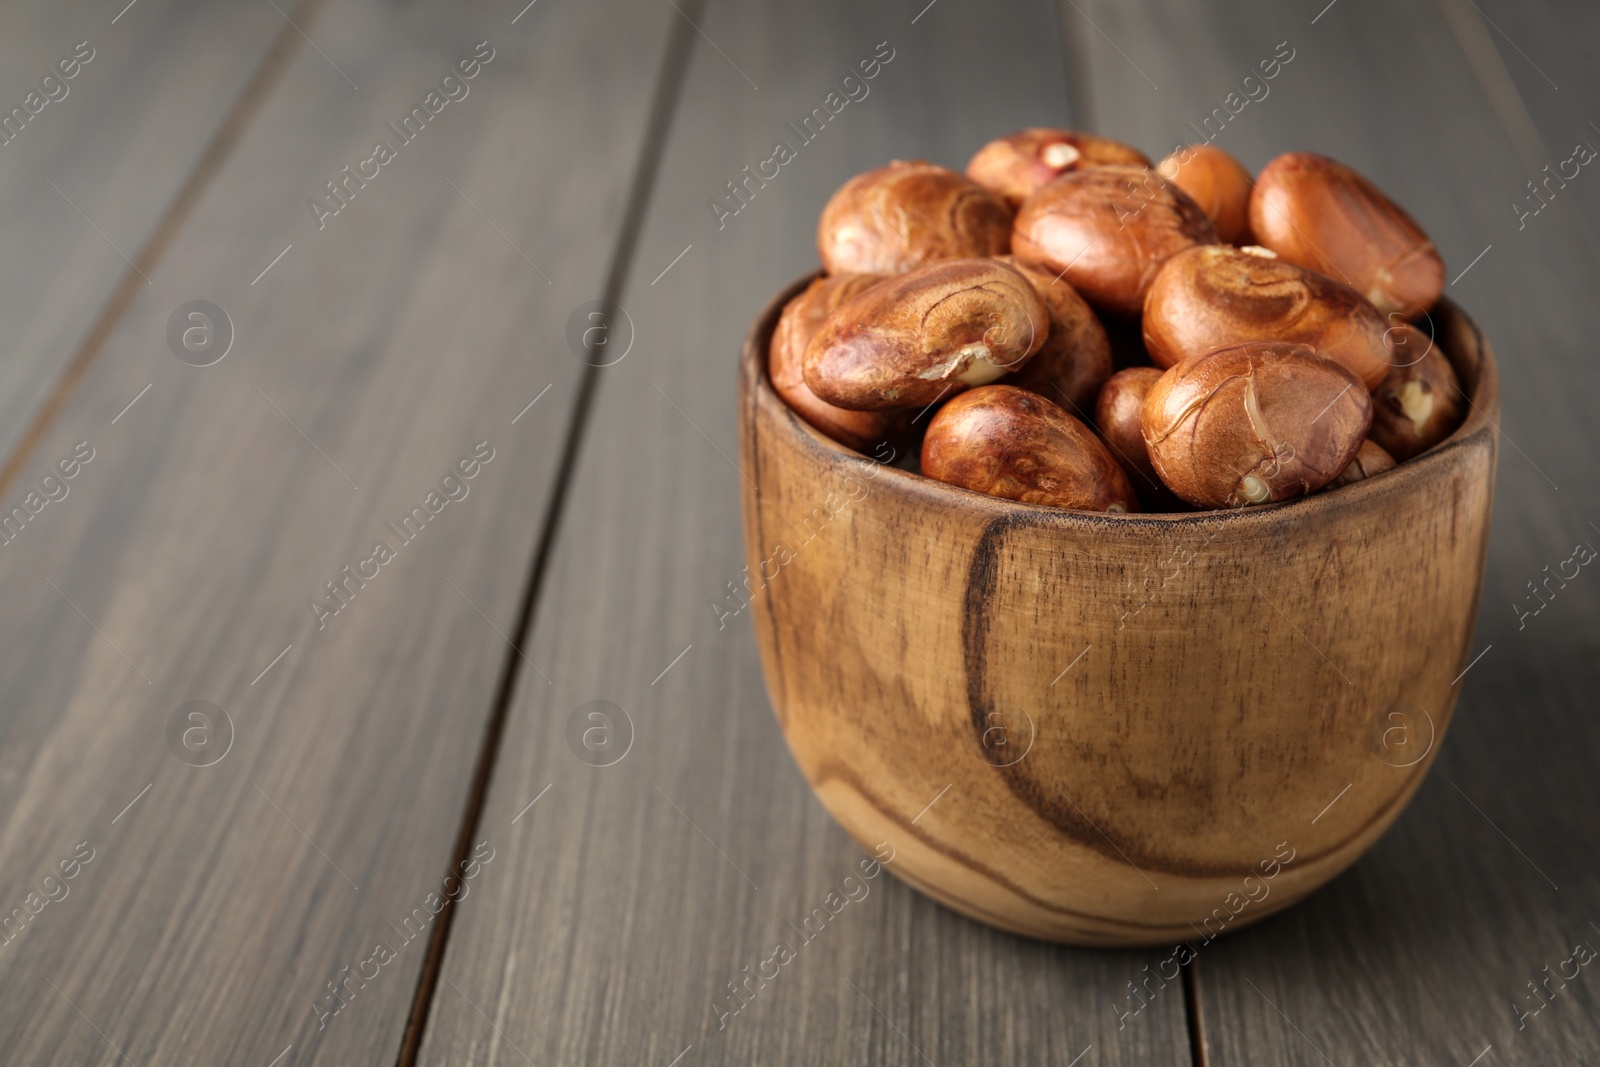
[{"left": 738, "top": 275, "right": 1498, "bottom": 947}]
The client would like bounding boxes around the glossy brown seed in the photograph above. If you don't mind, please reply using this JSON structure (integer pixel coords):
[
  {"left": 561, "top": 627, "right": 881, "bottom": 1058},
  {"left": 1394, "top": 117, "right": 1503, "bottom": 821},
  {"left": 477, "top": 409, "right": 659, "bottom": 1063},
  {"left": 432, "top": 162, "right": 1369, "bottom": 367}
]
[
  {"left": 770, "top": 274, "right": 908, "bottom": 451},
  {"left": 994, "top": 255, "right": 1112, "bottom": 414},
  {"left": 1012, "top": 165, "right": 1218, "bottom": 316},
  {"left": 1368, "top": 324, "right": 1464, "bottom": 461},
  {"left": 1142, "top": 244, "right": 1392, "bottom": 388},
  {"left": 1156, "top": 145, "right": 1254, "bottom": 245},
  {"left": 1250, "top": 152, "right": 1444, "bottom": 319},
  {"left": 967, "top": 128, "right": 1151, "bottom": 209},
  {"left": 1142, "top": 341, "right": 1372, "bottom": 509},
  {"left": 1094, "top": 366, "right": 1165, "bottom": 490},
  {"left": 922, "top": 385, "right": 1138, "bottom": 512},
  {"left": 817, "top": 160, "right": 1013, "bottom": 276},
  {"left": 803, "top": 259, "right": 1048, "bottom": 410},
  {"left": 1327, "top": 439, "right": 1397, "bottom": 489}
]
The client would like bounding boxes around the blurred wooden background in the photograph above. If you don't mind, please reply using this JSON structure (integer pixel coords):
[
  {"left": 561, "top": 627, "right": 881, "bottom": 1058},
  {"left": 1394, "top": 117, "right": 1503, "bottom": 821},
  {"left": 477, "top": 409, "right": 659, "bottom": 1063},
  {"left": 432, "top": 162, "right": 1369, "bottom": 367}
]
[{"left": 0, "top": 0, "right": 1592, "bottom": 1063}]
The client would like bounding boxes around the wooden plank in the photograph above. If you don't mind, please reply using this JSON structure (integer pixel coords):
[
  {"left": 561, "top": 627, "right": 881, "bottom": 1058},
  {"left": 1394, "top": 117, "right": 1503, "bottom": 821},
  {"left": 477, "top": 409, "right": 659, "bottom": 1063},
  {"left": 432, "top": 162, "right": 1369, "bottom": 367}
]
[
  {"left": 0, "top": 1, "right": 676, "bottom": 1064},
  {"left": 1076, "top": 0, "right": 1600, "bottom": 1062},
  {"left": 0, "top": 0, "right": 288, "bottom": 466},
  {"left": 416, "top": 1, "right": 1193, "bottom": 1065},
  {"left": 1432, "top": 0, "right": 1600, "bottom": 262}
]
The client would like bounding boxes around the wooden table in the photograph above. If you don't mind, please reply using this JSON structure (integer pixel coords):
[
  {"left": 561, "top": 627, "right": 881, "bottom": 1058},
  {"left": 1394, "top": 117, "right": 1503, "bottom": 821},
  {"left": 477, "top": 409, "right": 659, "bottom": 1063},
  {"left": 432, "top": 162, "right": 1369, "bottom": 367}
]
[{"left": 0, "top": 0, "right": 1593, "bottom": 1063}]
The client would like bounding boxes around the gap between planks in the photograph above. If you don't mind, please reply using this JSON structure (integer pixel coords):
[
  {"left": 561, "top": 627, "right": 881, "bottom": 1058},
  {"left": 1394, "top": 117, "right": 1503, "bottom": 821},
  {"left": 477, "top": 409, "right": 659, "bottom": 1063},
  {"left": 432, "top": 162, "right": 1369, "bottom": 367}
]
[
  {"left": 0, "top": 0, "right": 327, "bottom": 500},
  {"left": 391, "top": 3, "right": 707, "bottom": 1063}
]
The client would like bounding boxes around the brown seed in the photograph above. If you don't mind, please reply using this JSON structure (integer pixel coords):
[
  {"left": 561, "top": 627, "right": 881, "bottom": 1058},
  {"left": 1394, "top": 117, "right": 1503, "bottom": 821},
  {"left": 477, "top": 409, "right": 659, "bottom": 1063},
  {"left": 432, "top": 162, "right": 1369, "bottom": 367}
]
[
  {"left": 1141, "top": 341, "right": 1372, "bottom": 509},
  {"left": 1156, "top": 145, "right": 1254, "bottom": 245},
  {"left": 818, "top": 160, "right": 1013, "bottom": 276},
  {"left": 1142, "top": 244, "right": 1392, "bottom": 388},
  {"left": 967, "top": 128, "right": 1151, "bottom": 209},
  {"left": 1012, "top": 165, "right": 1218, "bottom": 317},
  {"left": 1368, "top": 324, "right": 1464, "bottom": 461},
  {"left": 770, "top": 274, "right": 907, "bottom": 452},
  {"left": 1250, "top": 152, "right": 1444, "bottom": 320},
  {"left": 1094, "top": 366, "right": 1165, "bottom": 490},
  {"left": 922, "top": 385, "right": 1138, "bottom": 512},
  {"left": 1327, "top": 439, "right": 1397, "bottom": 490},
  {"left": 994, "top": 256, "right": 1112, "bottom": 414},
  {"left": 803, "top": 259, "right": 1049, "bottom": 410}
]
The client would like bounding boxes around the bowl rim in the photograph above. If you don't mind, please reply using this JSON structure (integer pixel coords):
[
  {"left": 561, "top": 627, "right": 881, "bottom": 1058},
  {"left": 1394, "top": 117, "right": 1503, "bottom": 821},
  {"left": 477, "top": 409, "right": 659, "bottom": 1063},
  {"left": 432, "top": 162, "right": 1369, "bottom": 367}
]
[{"left": 742, "top": 270, "right": 1501, "bottom": 529}]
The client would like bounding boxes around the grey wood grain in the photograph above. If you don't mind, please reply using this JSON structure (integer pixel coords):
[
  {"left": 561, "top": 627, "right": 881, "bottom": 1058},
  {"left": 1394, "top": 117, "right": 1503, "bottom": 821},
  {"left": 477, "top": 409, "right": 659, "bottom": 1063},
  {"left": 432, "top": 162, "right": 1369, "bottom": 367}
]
[
  {"left": 1079, "top": 0, "right": 1600, "bottom": 1062},
  {"left": 0, "top": 1, "right": 676, "bottom": 1064},
  {"left": 416, "top": 1, "right": 1193, "bottom": 1065},
  {"left": 1432, "top": 0, "right": 1600, "bottom": 265},
  {"left": 0, "top": 0, "right": 288, "bottom": 465}
]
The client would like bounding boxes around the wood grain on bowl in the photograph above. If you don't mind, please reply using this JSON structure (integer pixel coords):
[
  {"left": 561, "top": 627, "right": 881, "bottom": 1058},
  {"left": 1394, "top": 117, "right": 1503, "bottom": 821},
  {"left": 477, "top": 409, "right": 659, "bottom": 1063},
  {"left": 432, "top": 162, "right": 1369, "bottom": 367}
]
[{"left": 741, "top": 274, "right": 1498, "bottom": 946}]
